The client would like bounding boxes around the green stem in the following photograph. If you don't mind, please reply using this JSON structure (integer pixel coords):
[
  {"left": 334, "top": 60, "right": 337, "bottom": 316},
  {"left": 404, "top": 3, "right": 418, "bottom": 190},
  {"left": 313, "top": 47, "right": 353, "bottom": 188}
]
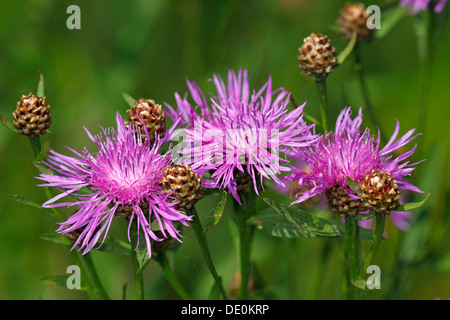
[
  {"left": 69, "top": 251, "right": 96, "bottom": 300},
  {"left": 127, "top": 219, "right": 144, "bottom": 300},
  {"left": 28, "top": 134, "right": 106, "bottom": 300},
  {"left": 28, "top": 135, "right": 42, "bottom": 157},
  {"left": 345, "top": 215, "right": 360, "bottom": 300},
  {"left": 315, "top": 76, "right": 329, "bottom": 132},
  {"left": 233, "top": 189, "right": 256, "bottom": 300},
  {"left": 187, "top": 206, "right": 228, "bottom": 300},
  {"left": 131, "top": 248, "right": 144, "bottom": 300},
  {"left": 83, "top": 252, "right": 110, "bottom": 300},
  {"left": 155, "top": 251, "right": 191, "bottom": 300},
  {"left": 361, "top": 214, "right": 385, "bottom": 278},
  {"left": 353, "top": 45, "right": 386, "bottom": 144}
]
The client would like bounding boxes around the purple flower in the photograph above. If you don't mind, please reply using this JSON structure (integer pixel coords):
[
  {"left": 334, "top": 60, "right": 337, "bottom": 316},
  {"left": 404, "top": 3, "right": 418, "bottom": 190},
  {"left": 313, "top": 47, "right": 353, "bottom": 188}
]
[
  {"left": 396, "top": 0, "right": 447, "bottom": 13},
  {"left": 285, "top": 107, "right": 424, "bottom": 226},
  {"left": 166, "top": 69, "right": 317, "bottom": 202},
  {"left": 36, "top": 112, "right": 192, "bottom": 258}
]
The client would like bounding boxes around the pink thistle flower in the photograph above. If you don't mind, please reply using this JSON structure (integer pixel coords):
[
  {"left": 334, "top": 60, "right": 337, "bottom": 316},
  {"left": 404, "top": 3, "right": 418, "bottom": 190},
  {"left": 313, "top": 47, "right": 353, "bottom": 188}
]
[
  {"left": 396, "top": 0, "right": 447, "bottom": 13},
  {"left": 165, "top": 69, "right": 317, "bottom": 202},
  {"left": 36, "top": 112, "right": 192, "bottom": 258},
  {"left": 285, "top": 107, "right": 424, "bottom": 228}
]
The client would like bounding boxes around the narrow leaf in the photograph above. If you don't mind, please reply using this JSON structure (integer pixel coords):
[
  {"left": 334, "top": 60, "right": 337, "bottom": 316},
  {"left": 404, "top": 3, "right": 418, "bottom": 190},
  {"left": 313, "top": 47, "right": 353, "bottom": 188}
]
[
  {"left": 337, "top": 32, "right": 357, "bottom": 65},
  {"left": 37, "top": 73, "right": 45, "bottom": 97},
  {"left": 351, "top": 278, "right": 367, "bottom": 291},
  {"left": 261, "top": 198, "right": 374, "bottom": 239},
  {"left": 396, "top": 193, "right": 431, "bottom": 212},
  {"left": 39, "top": 233, "right": 72, "bottom": 246},
  {"left": 346, "top": 176, "right": 359, "bottom": 191},
  {"left": 123, "top": 92, "right": 136, "bottom": 108},
  {"left": 41, "top": 275, "right": 87, "bottom": 291},
  {"left": 0, "top": 114, "right": 17, "bottom": 133},
  {"left": 204, "top": 191, "right": 227, "bottom": 233},
  {"left": 7, "top": 194, "right": 43, "bottom": 210},
  {"left": 35, "top": 140, "right": 50, "bottom": 162}
]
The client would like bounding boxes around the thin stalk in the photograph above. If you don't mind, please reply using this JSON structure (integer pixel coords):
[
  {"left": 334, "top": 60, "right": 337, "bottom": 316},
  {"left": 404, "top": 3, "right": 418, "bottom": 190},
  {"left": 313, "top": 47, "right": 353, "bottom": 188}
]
[
  {"left": 315, "top": 76, "right": 329, "bottom": 132},
  {"left": 345, "top": 215, "right": 360, "bottom": 300},
  {"left": 155, "top": 251, "right": 191, "bottom": 300},
  {"left": 353, "top": 45, "right": 386, "bottom": 144},
  {"left": 28, "top": 134, "right": 106, "bottom": 300},
  {"left": 69, "top": 251, "right": 96, "bottom": 300},
  {"left": 131, "top": 248, "right": 144, "bottom": 300},
  {"left": 187, "top": 206, "right": 228, "bottom": 300},
  {"left": 361, "top": 213, "right": 385, "bottom": 278},
  {"left": 233, "top": 189, "right": 256, "bottom": 300},
  {"left": 28, "top": 135, "right": 42, "bottom": 157},
  {"left": 127, "top": 218, "right": 144, "bottom": 300},
  {"left": 289, "top": 94, "right": 321, "bottom": 128},
  {"left": 83, "top": 252, "right": 110, "bottom": 300}
]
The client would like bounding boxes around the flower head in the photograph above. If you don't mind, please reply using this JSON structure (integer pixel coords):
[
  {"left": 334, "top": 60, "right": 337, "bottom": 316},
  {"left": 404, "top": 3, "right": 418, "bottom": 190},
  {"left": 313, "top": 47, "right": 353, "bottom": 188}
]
[
  {"left": 396, "top": 0, "right": 447, "bottom": 13},
  {"left": 286, "top": 107, "right": 424, "bottom": 220},
  {"left": 36, "top": 112, "right": 192, "bottom": 258},
  {"left": 166, "top": 69, "right": 317, "bottom": 202}
]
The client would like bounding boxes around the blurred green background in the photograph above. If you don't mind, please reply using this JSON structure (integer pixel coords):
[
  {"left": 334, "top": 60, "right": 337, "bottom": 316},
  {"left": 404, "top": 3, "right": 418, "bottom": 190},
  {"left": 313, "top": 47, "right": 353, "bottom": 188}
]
[{"left": 0, "top": 0, "right": 449, "bottom": 300}]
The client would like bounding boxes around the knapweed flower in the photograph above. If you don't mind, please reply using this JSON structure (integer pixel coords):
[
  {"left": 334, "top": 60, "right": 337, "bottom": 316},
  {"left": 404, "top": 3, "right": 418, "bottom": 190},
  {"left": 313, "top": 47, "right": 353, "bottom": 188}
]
[
  {"left": 285, "top": 107, "right": 424, "bottom": 221},
  {"left": 396, "top": 0, "right": 447, "bottom": 13},
  {"left": 165, "top": 69, "right": 317, "bottom": 202},
  {"left": 36, "top": 112, "right": 192, "bottom": 258}
]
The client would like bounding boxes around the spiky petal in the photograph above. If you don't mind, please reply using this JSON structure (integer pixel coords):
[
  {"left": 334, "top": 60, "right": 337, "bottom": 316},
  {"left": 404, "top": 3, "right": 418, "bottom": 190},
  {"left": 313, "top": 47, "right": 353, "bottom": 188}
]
[
  {"left": 36, "top": 112, "right": 192, "bottom": 258},
  {"left": 165, "top": 69, "right": 317, "bottom": 202},
  {"left": 285, "top": 107, "right": 424, "bottom": 227}
]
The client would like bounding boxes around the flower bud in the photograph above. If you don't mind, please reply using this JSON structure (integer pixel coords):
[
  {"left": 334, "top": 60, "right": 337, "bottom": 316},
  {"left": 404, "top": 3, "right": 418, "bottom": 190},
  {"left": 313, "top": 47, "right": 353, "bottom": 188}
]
[
  {"left": 359, "top": 171, "right": 401, "bottom": 215},
  {"left": 337, "top": 3, "right": 374, "bottom": 43},
  {"left": 298, "top": 33, "right": 338, "bottom": 78},
  {"left": 325, "top": 185, "right": 363, "bottom": 217},
  {"left": 12, "top": 93, "right": 52, "bottom": 136},
  {"left": 160, "top": 164, "right": 204, "bottom": 210},
  {"left": 126, "top": 98, "right": 166, "bottom": 143}
]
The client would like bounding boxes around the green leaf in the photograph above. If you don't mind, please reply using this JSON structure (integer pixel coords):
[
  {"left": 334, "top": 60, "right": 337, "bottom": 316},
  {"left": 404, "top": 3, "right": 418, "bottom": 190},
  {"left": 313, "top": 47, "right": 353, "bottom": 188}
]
[
  {"left": 346, "top": 176, "right": 359, "bottom": 191},
  {"left": 0, "top": 114, "right": 17, "bottom": 133},
  {"left": 7, "top": 194, "right": 43, "bottom": 210},
  {"left": 396, "top": 193, "right": 431, "bottom": 212},
  {"left": 35, "top": 140, "right": 50, "bottom": 162},
  {"left": 337, "top": 32, "right": 357, "bottom": 65},
  {"left": 123, "top": 92, "right": 136, "bottom": 108},
  {"left": 203, "top": 191, "right": 227, "bottom": 233},
  {"left": 39, "top": 233, "right": 72, "bottom": 246},
  {"left": 260, "top": 198, "right": 374, "bottom": 239},
  {"left": 33, "top": 160, "right": 54, "bottom": 175},
  {"left": 41, "top": 275, "right": 87, "bottom": 291},
  {"left": 37, "top": 73, "right": 45, "bottom": 97},
  {"left": 208, "top": 281, "right": 221, "bottom": 300},
  {"left": 351, "top": 278, "right": 367, "bottom": 291},
  {"left": 250, "top": 208, "right": 314, "bottom": 238}
]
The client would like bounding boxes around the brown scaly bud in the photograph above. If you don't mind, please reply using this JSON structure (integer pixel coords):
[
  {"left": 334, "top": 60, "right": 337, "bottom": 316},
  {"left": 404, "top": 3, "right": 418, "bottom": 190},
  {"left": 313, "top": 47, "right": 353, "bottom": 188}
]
[
  {"left": 12, "top": 93, "right": 52, "bottom": 136},
  {"left": 337, "top": 3, "right": 374, "bottom": 43},
  {"left": 160, "top": 164, "right": 204, "bottom": 210},
  {"left": 325, "top": 185, "right": 363, "bottom": 217},
  {"left": 359, "top": 171, "right": 401, "bottom": 215},
  {"left": 126, "top": 98, "right": 166, "bottom": 144},
  {"left": 234, "top": 168, "right": 252, "bottom": 193},
  {"left": 107, "top": 201, "right": 150, "bottom": 218},
  {"left": 298, "top": 33, "right": 338, "bottom": 79}
]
